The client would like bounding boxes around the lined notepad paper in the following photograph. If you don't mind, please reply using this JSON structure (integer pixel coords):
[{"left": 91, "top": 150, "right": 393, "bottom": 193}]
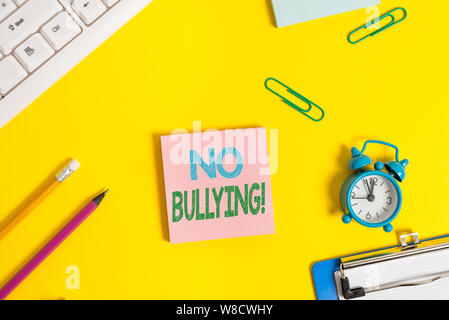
[
  {"left": 335, "top": 248, "right": 449, "bottom": 300},
  {"left": 271, "top": 0, "right": 380, "bottom": 28}
]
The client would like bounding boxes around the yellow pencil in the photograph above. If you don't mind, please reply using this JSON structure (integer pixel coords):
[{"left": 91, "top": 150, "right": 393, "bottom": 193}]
[{"left": 0, "top": 160, "right": 80, "bottom": 241}]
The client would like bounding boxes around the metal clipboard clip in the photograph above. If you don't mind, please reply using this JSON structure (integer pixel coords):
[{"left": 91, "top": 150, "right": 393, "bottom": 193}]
[
  {"left": 339, "top": 232, "right": 449, "bottom": 299},
  {"left": 348, "top": 7, "right": 407, "bottom": 44},
  {"left": 264, "top": 78, "right": 325, "bottom": 122}
]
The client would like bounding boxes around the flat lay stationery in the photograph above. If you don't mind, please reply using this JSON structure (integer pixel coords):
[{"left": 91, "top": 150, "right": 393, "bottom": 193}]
[{"left": 2, "top": 0, "right": 449, "bottom": 305}]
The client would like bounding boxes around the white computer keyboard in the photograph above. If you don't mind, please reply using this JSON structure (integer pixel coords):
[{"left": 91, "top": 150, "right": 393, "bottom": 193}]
[{"left": 0, "top": 0, "right": 152, "bottom": 128}]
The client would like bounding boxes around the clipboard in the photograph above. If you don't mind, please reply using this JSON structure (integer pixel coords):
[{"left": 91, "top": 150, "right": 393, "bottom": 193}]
[{"left": 313, "top": 232, "right": 449, "bottom": 300}]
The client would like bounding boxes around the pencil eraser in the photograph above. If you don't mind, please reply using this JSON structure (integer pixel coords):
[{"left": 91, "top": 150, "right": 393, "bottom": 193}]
[
  {"left": 68, "top": 159, "right": 80, "bottom": 172},
  {"left": 56, "top": 159, "right": 80, "bottom": 182}
]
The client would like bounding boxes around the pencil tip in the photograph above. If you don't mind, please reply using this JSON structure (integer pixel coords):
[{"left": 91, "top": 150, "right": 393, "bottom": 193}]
[{"left": 93, "top": 189, "right": 109, "bottom": 206}]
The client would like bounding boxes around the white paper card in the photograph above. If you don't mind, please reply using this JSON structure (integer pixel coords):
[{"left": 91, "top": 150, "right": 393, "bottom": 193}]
[{"left": 271, "top": 0, "right": 380, "bottom": 28}]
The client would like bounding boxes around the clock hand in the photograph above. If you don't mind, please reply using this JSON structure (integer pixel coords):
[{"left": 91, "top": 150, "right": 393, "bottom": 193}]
[
  {"left": 363, "top": 179, "right": 371, "bottom": 195},
  {"left": 370, "top": 179, "right": 375, "bottom": 196}
]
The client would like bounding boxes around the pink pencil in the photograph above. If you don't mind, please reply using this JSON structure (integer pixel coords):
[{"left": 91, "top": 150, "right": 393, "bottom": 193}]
[{"left": 0, "top": 190, "right": 108, "bottom": 300}]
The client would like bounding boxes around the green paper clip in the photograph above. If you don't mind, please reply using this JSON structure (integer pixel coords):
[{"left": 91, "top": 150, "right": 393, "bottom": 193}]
[
  {"left": 348, "top": 7, "right": 407, "bottom": 44},
  {"left": 264, "top": 78, "right": 325, "bottom": 122}
]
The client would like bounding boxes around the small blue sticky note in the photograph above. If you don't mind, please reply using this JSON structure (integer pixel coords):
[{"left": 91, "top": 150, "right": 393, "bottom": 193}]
[{"left": 271, "top": 0, "right": 380, "bottom": 28}]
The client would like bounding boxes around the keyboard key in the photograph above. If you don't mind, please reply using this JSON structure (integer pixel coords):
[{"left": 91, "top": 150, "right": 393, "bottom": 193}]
[
  {"left": 72, "top": 0, "right": 107, "bottom": 25},
  {"left": 41, "top": 12, "right": 81, "bottom": 50},
  {"left": 14, "top": 33, "right": 54, "bottom": 72},
  {"left": 0, "top": 0, "right": 17, "bottom": 22},
  {"left": 102, "top": 0, "right": 119, "bottom": 7},
  {"left": 0, "top": 0, "right": 62, "bottom": 54},
  {"left": 0, "top": 56, "right": 27, "bottom": 95}
]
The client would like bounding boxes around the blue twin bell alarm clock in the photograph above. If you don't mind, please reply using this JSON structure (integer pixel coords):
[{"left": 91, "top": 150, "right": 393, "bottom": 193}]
[{"left": 340, "top": 140, "right": 409, "bottom": 233}]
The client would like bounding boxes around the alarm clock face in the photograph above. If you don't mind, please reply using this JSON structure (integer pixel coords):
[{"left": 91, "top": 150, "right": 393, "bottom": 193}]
[{"left": 349, "top": 174, "right": 399, "bottom": 224}]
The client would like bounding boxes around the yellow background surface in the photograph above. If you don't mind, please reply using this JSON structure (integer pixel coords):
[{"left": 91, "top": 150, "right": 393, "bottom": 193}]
[{"left": 0, "top": 0, "right": 448, "bottom": 300}]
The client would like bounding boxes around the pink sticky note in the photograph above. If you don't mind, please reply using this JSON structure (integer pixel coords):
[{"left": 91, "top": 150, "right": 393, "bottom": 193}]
[{"left": 161, "top": 128, "right": 275, "bottom": 243}]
